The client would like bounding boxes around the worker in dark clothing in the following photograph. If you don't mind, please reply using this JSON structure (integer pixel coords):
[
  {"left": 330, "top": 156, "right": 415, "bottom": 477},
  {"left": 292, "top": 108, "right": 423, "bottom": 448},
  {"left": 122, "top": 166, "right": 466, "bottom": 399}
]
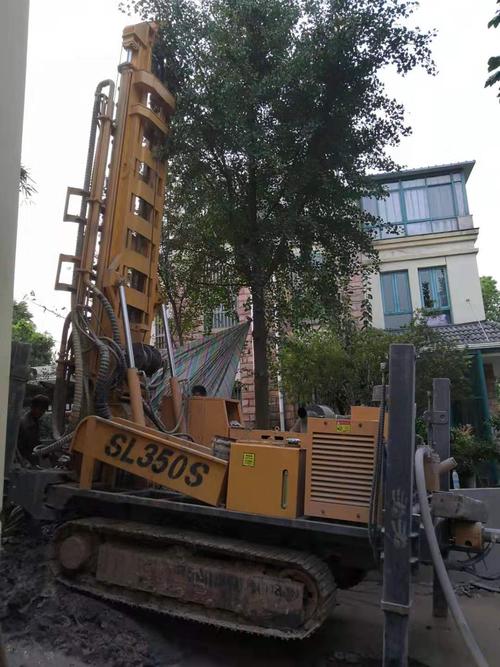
[{"left": 17, "top": 394, "right": 50, "bottom": 465}]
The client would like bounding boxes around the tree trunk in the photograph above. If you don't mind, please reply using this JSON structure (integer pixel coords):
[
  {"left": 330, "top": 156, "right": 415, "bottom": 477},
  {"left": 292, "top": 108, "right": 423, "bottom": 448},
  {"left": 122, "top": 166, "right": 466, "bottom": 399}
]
[{"left": 252, "top": 284, "right": 270, "bottom": 428}]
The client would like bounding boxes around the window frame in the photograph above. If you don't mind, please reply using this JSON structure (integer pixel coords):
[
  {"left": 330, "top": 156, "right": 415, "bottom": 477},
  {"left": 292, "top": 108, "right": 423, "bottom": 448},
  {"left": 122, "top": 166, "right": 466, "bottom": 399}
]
[
  {"left": 380, "top": 270, "right": 413, "bottom": 330},
  {"left": 418, "top": 265, "right": 452, "bottom": 323},
  {"left": 362, "top": 171, "right": 469, "bottom": 239}
]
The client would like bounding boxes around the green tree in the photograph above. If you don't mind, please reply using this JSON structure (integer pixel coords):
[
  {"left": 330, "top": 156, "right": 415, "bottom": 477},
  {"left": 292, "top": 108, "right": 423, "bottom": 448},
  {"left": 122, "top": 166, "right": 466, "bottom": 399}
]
[
  {"left": 278, "top": 328, "right": 351, "bottom": 412},
  {"left": 159, "top": 225, "right": 240, "bottom": 344},
  {"left": 281, "top": 317, "right": 470, "bottom": 416},
  {"left": 12, "top": 300, "right": 54, "bottom": 366},
  {"left": 125, "top": 0, "right": 434, "bottom": 425},
  {"left": 486, "top": 0, "right": 500, "bottom": 97},
  {"left": 480, "top": 276, "right": 500, "bottom": 321}
]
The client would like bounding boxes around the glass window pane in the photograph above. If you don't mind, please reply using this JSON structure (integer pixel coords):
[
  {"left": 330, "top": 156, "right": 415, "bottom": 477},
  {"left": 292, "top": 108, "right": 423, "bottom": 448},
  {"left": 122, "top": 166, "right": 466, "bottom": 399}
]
[
  {"left": 380, "top": 223, "right": 405, "bottom": 239},
  {"left": 406, "top": 221, "right": 432, "bottom": 235},
  {"left": 381, "top": 273, "right": 396, "bottom": 313},
  {"left": 395, "top": 273, "right": 411, "bottom": 312},
  {"left": 381, "top": 271, "right": 411, "bottom": 315},
  {"left": 383, "top": 181, "right": 399, "bottom": 191},
  {"left": 402, "top": 178, "right": 426, "bottom": 189},
  {"left": 419, "top": 269, "right": 433, "bottom": 308},
  {"left": 453, "top": 181, "right": 467, "bottom": 216},
  {"left": 361, "top": 196, "right": 378, "bottom": 216},
  {"left": 404, "top": 188, "right": 429, "bottom": 220},
  {"left": 384, "top": 313, "right": 412, "bottom": 329},
  {"left": 428, "top": 184, "right": 454, "bottom": 218},
  {"left": 378, "top": 192, "right": 402, "bottom": 223},
  {"left": 435, "top": 268, "right": 449, "bottom": 308},
  {"left": 419, "top": 266, "right": 450, "bottom": 314},
  {"left": 432, "top": 219, "right": 457, "bottom": 233},
  {"left": 426, "top": 174, "right": 451, "bottom": 185}
]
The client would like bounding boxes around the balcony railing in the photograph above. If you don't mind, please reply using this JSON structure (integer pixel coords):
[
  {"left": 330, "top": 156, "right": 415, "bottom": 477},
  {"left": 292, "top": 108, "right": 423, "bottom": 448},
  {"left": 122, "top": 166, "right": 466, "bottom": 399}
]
[
  {"left": 371, "top": 215, "right": 473, "bottom": 240},
  {"left": 377, "top": 217, "right": 457, "bottom": 239}
]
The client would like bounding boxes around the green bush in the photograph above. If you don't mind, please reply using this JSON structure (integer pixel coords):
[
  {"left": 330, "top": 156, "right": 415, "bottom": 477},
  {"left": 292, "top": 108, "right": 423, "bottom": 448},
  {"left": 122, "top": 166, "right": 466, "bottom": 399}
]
[
  {"left": 280, "top": 316, "right": 471, "bottom": 415},
  {"left": 451, "top": 424, "right": 499, "bottom": 479}
]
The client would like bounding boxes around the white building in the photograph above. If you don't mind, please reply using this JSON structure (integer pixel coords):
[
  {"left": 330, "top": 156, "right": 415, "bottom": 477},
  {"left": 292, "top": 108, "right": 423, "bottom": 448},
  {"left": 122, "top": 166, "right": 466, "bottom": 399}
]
[
  {"left": 362, "top": 161, "right": 485, "bottom": 329},
  {"left": 361, "top": 161, "right": 500, "bottom": 445}
]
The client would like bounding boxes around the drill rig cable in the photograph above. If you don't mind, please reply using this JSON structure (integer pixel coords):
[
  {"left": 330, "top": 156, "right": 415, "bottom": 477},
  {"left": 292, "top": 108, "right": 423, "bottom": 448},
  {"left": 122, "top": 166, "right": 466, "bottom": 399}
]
[
  {"left": 70, "top": 311, "right": 86, "bottom": 424},
  {"left": 73, "top": 310, "right": 114, "bottom": 419},
  {"left": 142, "top": 374, "right": 189, "bottom": 436},
  {"left": 85, "top": 281, "right": 121, "bottom": 346},
  {"left": 415, "top": 446, "right": 489, "bottom": 667},
  {"left": 33, "top": 430, "right": 74, "bottom": 457}
]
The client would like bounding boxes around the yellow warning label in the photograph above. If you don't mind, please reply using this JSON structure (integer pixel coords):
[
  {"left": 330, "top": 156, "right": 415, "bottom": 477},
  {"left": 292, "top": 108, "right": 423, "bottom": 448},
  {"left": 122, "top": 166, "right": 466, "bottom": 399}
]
[
  {"left": 242, "top": 452, "right": 256, "bottom": 467},
  {"left": 336, "top": 421, "right": 351, "bottom": 433}
]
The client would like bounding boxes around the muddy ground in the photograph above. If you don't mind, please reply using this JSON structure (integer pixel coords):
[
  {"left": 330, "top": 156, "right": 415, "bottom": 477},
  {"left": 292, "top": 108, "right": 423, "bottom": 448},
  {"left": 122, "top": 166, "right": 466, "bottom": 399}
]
[{"left": 1, "top": 519, "right": 498, "bottom": 667}]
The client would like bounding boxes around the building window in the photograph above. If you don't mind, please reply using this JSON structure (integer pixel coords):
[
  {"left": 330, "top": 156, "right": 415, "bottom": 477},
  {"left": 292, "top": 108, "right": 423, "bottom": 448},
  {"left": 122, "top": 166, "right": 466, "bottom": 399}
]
[
  {"left": 362, "top": 172, "right": 469, "bottom": 239},
  {"left": 206, "top": 301, "right": 238, "bottom": 332},
  {"left": 380, "top": 270, "right": 413, "bottom": 329},
  {"left": 418, "top": 266, "right": 452, "bottom": 325}
]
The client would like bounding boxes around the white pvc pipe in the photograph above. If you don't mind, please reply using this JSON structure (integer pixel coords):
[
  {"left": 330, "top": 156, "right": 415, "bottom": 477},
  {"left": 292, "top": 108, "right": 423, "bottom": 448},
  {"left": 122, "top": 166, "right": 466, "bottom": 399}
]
[{"left": 415, "top": 446, "right": 489, "bottom": 667}]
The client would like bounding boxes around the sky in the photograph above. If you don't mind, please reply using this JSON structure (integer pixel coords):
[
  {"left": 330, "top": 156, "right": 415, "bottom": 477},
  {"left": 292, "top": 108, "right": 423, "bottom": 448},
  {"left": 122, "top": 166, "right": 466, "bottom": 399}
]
[{"left": 14, "top": 0, "right": 500, "bottom": 345}]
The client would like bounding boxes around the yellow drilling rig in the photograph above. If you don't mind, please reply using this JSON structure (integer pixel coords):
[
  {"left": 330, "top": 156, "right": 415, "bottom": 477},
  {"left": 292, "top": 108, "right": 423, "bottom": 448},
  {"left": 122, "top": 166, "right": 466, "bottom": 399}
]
[{"left": 6, "top": 23, "right": 498, "bottom": 661}]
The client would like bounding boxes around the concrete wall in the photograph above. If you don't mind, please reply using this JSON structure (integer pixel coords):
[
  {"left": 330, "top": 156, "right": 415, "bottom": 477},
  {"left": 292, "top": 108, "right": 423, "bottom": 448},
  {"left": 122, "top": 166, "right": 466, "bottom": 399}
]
[
  {"left": 369, "top": 228, "right": 485, "bottom": 329},
  {"left": 0, "top": 1, "right": 30, "bottom": 526}
]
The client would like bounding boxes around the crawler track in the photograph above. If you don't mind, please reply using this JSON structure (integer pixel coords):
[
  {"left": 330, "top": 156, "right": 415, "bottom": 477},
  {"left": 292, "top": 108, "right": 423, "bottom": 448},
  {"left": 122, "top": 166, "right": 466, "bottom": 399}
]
[{"left": 54, "top": 517, "right": 337, "bottom": 639}]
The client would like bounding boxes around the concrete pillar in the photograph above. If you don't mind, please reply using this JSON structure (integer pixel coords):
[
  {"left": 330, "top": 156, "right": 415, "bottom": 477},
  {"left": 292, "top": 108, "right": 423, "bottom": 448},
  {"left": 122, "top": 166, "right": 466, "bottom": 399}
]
[{"left": 0, "top": 0, "right": 30, "bottom": 531}]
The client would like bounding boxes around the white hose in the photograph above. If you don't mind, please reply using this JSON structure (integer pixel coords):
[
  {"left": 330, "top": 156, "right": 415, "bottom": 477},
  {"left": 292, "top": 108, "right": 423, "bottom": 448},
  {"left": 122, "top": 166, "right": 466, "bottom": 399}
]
[{"left": 415, "top": 446, "right": 489, "bottom": 667}]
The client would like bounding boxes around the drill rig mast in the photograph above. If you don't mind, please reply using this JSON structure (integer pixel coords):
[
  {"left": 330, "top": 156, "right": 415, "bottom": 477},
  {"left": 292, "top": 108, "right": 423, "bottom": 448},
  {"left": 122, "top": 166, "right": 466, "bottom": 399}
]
[{"left": 53, "top": 23, "right": 173, "bottom": 433}]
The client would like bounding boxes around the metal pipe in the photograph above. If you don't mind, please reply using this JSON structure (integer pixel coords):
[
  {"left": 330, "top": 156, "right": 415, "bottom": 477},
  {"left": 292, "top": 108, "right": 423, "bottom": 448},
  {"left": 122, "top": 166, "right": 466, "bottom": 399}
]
[
  {"left": 118, "top": 285, "right": 145, "bottom": 426},
  {"left": 161, "top": 303, "right": 176, "bottom": 377},
  {"left": 119, "top": 284, "right": 135, "bottom": 368},
  {"left": 73, "top": 79, "right": 115, "bottom": 290},
  {"left": 415, "top": 446, "right": 489, "bottom": 667},
  {"left": 438, "top": 457, "right": 457, "bottom": 475}
]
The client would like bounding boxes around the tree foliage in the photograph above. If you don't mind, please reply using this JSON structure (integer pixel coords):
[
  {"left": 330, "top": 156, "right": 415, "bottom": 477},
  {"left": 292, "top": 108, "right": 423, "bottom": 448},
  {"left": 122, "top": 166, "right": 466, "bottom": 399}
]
[
  {"left": 19, "top": 165, "right": 36, "bottom": 200},
  {"left": 486, "top": 0, "right": 500, "bottom": 97},
  {"left": 123, "top": 0, "right": 435, "bottom": 425},
  {"left": 480, "top": 276, "right": 500, "bottom": 322},
  {"left": 12, "top": 300, "right": 54, "bottom": 366},
  {"left": 158, "top": 226, "right": 241, "bottom": 344},
  {"left": 280, "top": 317, "right": 471, "bottom": 416}
]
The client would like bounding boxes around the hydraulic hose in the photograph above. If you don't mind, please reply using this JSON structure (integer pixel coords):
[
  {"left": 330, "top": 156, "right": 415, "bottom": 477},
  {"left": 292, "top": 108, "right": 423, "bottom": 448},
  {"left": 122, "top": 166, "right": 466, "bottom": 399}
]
[
  {"left": 33, "top": 431, "right": 74, "bottom": 457},
  {"left": 70, "top": 311, "right": 86, "bottom": 425},
  {"left": 86, "top": 281, "right": 121, "bottom": 346},
  {"left": 415, "top": 446, "right": 489, "bottom": 667}
]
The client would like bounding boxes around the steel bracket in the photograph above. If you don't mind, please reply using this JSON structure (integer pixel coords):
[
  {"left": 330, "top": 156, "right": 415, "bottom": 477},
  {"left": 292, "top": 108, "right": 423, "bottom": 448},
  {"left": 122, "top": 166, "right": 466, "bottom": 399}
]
[
  {"left": 372, "top": 384, "right": 389, "bottom": 404},
  {"left": 380, "top": 600, "right": 411, "bottom": 616},
  {"left": 422, "top": 409, "right": 448, "bottom": 425},
  {"left": 54, "top": 253, "right": 78, "bottom": 292},
  {"left": 63, "top": 186, "right": 88, "bottom": 223}
]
